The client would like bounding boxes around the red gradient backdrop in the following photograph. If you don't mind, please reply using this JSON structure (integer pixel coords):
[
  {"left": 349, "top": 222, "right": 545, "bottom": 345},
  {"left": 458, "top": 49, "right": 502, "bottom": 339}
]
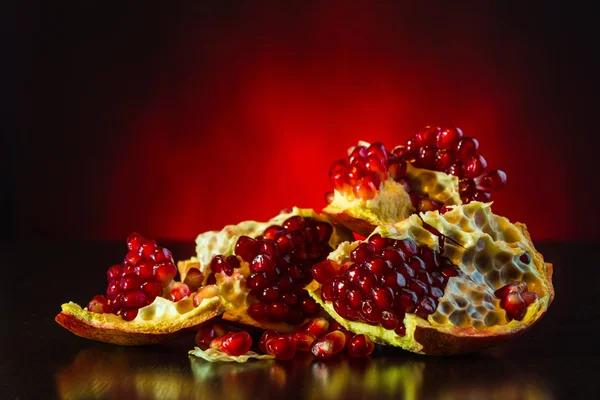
[{"left": 19, "top": 2, "right": 594, "bottom": 242}]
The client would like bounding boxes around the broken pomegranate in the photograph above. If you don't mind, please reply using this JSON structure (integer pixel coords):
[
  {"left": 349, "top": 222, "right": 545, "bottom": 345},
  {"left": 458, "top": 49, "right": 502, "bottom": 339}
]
[
  {"left": 178, "top": 207, "right": 353, "bottom": 333},
  {"left": 323, "top": 126, "right": 507, "bottom": 236},
  {"left": 55, "top": 233, "right": 224, "bottom": 345},
  {"left": 307, "top": 202, "right": 554, "bottom": 355}
]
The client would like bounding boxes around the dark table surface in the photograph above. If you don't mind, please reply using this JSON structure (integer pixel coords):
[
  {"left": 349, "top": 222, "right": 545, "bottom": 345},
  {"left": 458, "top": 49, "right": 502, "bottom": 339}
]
[{"left": 2, "top": 240, "right": 597, "bottom": 399}]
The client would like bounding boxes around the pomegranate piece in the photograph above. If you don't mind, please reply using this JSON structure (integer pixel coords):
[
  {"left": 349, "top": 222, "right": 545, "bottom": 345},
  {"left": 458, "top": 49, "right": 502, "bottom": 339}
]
[
  {"left": 312, "top": 260, "right": 339, "bottom": 284},
  {"left": 320, "top": 330, "right": 347, "bottom": 354},
  {"left": 258, "top": 330, "right": 280, "bottom": 353},
  {"left": 347, "top": 334, "right": 375, "bottom": 358},
  {"left": 266, "top": 335, "right": 296, "bottom": 360},
  {"left": 301, "top": 317, "right": 330, "bottom": 338}
]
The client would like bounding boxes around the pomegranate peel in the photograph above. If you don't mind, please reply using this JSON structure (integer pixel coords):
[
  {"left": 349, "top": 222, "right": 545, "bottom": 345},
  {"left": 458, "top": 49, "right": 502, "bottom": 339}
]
[
  {"left": 178, "top": 207, "right": 353, "bottom": 333},
  {"left": 56, "top": 295, "right": 224, "bottom": 346},
  {"left": 189, "top": 347, "right": 275, "bottom": 363},
  {"left": 307, "top": 202, "right": 554, "bottom": 355}
]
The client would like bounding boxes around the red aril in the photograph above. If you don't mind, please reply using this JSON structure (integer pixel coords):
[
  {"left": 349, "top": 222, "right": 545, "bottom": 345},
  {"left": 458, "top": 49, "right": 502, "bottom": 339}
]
[{"left": 347, "top": 334, "right": 375, "bottom": 358}]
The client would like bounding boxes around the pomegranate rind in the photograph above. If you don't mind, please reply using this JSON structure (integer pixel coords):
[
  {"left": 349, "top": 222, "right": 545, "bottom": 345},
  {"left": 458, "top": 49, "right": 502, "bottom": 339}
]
[
  {"left": 323, "top": 141, "right": 461, "bottom": 237},
  {"left": 178, "top": 207, "right": 353, "bottom": 332},
  {"left": 56, "top": 295, "right": 224, "bottom": 346},
  {"left": 189, "top": 347, "right": 274, "bottom": 363},
  {"left": 307, "top": 202, "right": 554, "bottom": 355}
]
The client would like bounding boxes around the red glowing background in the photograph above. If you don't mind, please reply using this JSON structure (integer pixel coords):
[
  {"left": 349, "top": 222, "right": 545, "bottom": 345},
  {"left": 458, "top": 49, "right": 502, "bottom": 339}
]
[{"left": 18, "top": 3, "right": 594, "bottom": 241}]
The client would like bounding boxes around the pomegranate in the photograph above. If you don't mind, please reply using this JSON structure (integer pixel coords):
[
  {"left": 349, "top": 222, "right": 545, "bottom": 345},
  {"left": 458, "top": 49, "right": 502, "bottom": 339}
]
[
  {"left": 306, "top": 202, "right": 554, "bottom": 355},
  {"left": 323, "top": 126, "right": 507, "bottom": 237},
  {"left": 178, "top": 207, "right": 353, "bottom": 333},
  {"left": 55, "top": 233, "right": 225, "bottom": 345}
]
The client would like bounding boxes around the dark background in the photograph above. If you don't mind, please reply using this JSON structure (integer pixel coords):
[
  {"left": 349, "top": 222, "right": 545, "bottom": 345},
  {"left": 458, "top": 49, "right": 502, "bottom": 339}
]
[{"left": 14, "top": 1, "right": 597, "bottom": 242}]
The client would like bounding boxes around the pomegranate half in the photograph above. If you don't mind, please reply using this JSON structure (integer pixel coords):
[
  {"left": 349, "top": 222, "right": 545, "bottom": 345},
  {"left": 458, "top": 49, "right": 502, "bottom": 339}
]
[
  {"left": 178, "top": 207, "right": 354, "bottom": 333},
  {"left": 323, "top": 126, "right": 506, "bottom": 237},
  {"left": 307, "top": 202, "right": 553, "bottom": 355}
]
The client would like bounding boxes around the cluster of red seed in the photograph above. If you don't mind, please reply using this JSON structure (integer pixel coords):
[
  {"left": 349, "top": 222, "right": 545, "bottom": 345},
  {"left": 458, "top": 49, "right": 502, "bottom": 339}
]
[
  {"left": 209, "top": 216, "right": 334, "bottom": 325},
  {"left": 312, "top": 233, "right": 459, "bottom": 334},
  {"left": 87, "top": 233, "right": 178, "bottom": 321},
  {"left": 196, "top": 318, "right": 375, "bottom": 359},
  {"left": 326, "top": 126, "right": 507, "bottom": 212},
  {"left": 494, "top": 278, "right": 539, "bottom": 321}
]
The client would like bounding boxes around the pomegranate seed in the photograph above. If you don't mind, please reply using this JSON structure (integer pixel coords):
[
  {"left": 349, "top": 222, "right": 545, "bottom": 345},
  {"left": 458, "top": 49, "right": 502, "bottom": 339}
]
[
  {"left": 501, "top": 292, "right": 527, "bottom": 321},
  {"left": 464, "top": 155, "right": 488, "bottom": 179},
  {"left": 408, "top": 279, "right": 429, "bottom": 297},
  {"left": 345, "top": 263, "right": 362, "bottom": 283},
  {"left": 282, "top": 293, "right": 298, "bottom": 306},
  {"left": 300, "top": 297, "right": 320, "bottom": 315},
  {"left": 430, "top": 287, "right": 444, "bottom": 299},
  {"left": 121, "top": 309, "right": 138, "bottom": 321},
  {"left": 368, "top": 234, "right": 388, "bottom": 253},
  {"left": 321, "top": 283, "right": 333, "bottom": 301},
  {"left": 316, "top": 222, "right": 333, "bottom": 243},
  {"left": 170, "top": 282, "right": 191, "bottom": 302},
  {"left": 258, "top": 330, "right": 279, "bottom": 353},
  {"left": 139, "top": 238, "right": 157, "bottom": 258},
  {"left": 87, "top": 295, "right": 112, "bottom": 313},
  {"left": 106, "top": 282, "right": 119, "bottom": 301},
  {"left": 415, "top": 126, "right": 440, "bottom": 146},
  {"left": 263, "top": 225, "right": 285, "bottom": 240},
  {"left": 120, "top": 274, "right": 141, "bottom": 291},
  {"left": 247, "top": 272, "right": 269, "bottom": 292},
  {"left": 434, "top": 148, "right": 456, "bottom": 170},
  {"left": 247, "top": 303, "right": 269, "bottom": 321},
  {"left": 436, "top": 127, "right": 463, "bottom": 150},
  {"left": 226, "top": 255, "right": 241, "bottom": 271},
  {"left": 302, "top": 318, "right": 330, "bottom": 337},
  {"left": 311, "top": 260, "right": 339, "bottom": 284},
  {"left": 519, "top": 252, "right": 531, "bottom": 264},
  {"left": 380, "top": 270, "right": 407, "bottom": 291},
  {"left": 395, "top": 325, "right": 407, "bottom": 336},
  {"left": 251, "top": 253, "right": 276, "bottom": 273},
  {"left": 395, "top": 239, "right": 417, "bottom": 256},
  {"left": 353, "top": 176, "right": 378, "bottom": 200},
  {"left": 522, "top": 291, "right": 539, "bottom": 306},
  {"left": 329, "top": 160, "right": 349, "bottom": 191},
  {"left": 124, "top": 250, "right": 141, "bottom": 265},
  {"left": 415, "top": 296, "right": 437, "bottom": 319},
  {"left": 365, "top": 154, "right": 389, "bottom": 182},
  {"left": 418, "top": 145, "right": 437, "bottom": 169},
  {"left": 293, "top": 331, "right": 316, "bottom": 351},
  {"left": 478, "top": 169, "right": 507, "bottom": 191},
  {"left": 235, "top": 236, "right": 259, "bottom": 262},
  {"left": 366, "top": 142, "right": 389, "bottom": 164},
  {"left": 283, "top": 216, "right": 305, "bottom": 232},
  {"left": 267, "top": 301, "right": 289, "bottom": 321},
  {"left": 347, "top": 288, "right": 365, "bottom": 309},
  {"left": 192, "top": 284, "right": 219, "bottom": 307},
  {"left": 210, "top": 255, "right": 227, "bottom": 274},
  {"left": 387, "top": 158, "right": 407, "bottom": 181},
  {"left": 381, "top": 247, "right": 407, "bottom": 266},
  {"left": 395, "top": 289, "right": 418, "bottom": 313},
  {"left": 494, "top": 281, "right": 527, "bottom": 298},
  {"left": 325, "top": 191, "right": 335, "bottom": 205},
  {"left": 408, "top": 256, "right": 426, "bottom": 272},
  {"left": 331, "top": 276, "right": 350, "bottom": 299},
  {"left": 364, "top": 256, "right": 391, "bottom": 275},
  {"left": 360, "top": 299, "right": 382, "bottom": 325},
  {"left": 371, "top": 286, "right": 394, "bottom": 310},
  {"left": 445, "top": 162, "right": 464, "bottom": 178},
  {"left": 140, "top": 279, "right": 162, "bottom": 298},
  {"left": 351, "top": 242, "right": 376, "bottom": 264},
  {"left": 473, "top": 190, "right": 491, "bottom": 202},
  {"left": 218, "top": 331, "right": 252, "bottom": 356},
  {"left": 126, "top": 232, "right": 143, "bottom": 252},
  {"left": 348, "top": 145, "right": 368, "bottom": 164},
  {"left": 398, "top": 263, "right": 415, "bottom": 279},
  {"left": 381, "top": 310, "right": 401, "bottom": 330},
  {"left": 183, "top": 268, "right": 203, "bottom": 292},
  {"left": 154, "top": 261, "right": 177, "bottom": 286},
  {"left": 456, "top": 137, "right": 479, "bottom": 161},
  {"left": 120, "top": 289, "right": 146, "bottom": 310},
  {"left": 260, "top": 286, "right": 281, "bottom": 302},
  {"left": 356, "top": 272, "right": 378, "bottom": 295},
  {"left": 152, "top": 247, "right": 172, "bottom": 262},
  {"left": 134, "top": 259, "right": 154, "bottom": 280},
  {"left": 107, "top": 264, "right": 123, "bottom": 281},
  {"left": 311, "top": 338, "right": 335, "bottom": 359},
  {"left": 348, "top": 334, "right": 375, "bottom": 358},
  {"left": 276, "top": 234, "right": 294, "bottom": 253},
  {"left": 266, "top": 335, "right": 296, "bottom": 360},
  {"left": 195, "top": 324, "right": 227, "bottom": 350},
  {"left": 321, "top": 331, "right": 346, "bottom": 353}
]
